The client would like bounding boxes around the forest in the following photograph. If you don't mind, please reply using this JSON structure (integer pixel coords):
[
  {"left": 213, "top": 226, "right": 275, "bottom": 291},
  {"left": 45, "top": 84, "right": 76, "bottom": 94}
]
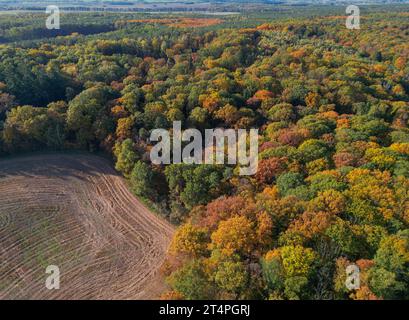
[{"left": 0, "top": 5, "right": 408, "bottom": 300}]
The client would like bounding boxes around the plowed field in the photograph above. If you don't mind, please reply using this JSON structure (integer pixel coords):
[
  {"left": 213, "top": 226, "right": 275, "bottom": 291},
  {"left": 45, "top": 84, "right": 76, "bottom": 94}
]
[{"left": 0, "top": 154, "right": 173, "bottom": 299}]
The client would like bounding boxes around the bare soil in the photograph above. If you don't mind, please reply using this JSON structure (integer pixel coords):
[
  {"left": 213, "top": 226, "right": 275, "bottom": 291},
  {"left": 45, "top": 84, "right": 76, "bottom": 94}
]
[{"left": 0, "top": 153, "right": 174, "bottom": 300}]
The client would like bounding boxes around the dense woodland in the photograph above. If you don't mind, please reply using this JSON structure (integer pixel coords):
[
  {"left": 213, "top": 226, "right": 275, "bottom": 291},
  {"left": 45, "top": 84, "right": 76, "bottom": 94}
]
[{"left": 0, "top": 6, "right": 409, "bottom": 300}]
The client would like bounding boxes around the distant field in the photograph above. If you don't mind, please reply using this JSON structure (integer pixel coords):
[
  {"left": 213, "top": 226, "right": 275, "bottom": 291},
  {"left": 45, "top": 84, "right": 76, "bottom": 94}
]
[
  {"left": 0, "top": 154, "right": 173, "bottom": 299},
  {"left": 125, "top": 17, "right": 223, "bottom": 27}
]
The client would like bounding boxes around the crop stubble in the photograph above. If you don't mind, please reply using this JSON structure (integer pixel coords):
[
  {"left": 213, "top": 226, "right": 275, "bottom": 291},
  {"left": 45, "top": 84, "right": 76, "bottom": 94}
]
[{"left": 0, "top": 154, "right": 174, "bottom": 299}]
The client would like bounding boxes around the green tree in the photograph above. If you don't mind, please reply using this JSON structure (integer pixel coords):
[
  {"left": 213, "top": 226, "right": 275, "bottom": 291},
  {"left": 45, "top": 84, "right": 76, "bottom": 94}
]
[
  {"left": 167, "top": 260, "right": 214, "bottom": 300},
  {"left": 114, "top": 138, "right": 138, "bottom": 176},
  {"left": 214, "top": 260, "right": 248, "bottom": 298},
  {"left": 67, "top": 85, "right": 115, "bottom": 148},
  {"left": 130, "top": 160, "right": 155, "bottom": 198}
]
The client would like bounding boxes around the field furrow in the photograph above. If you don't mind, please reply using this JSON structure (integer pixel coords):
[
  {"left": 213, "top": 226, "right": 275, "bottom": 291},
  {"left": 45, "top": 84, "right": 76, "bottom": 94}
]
[{"left": 0, "top": 154, "right": 174, "bottom": 300}]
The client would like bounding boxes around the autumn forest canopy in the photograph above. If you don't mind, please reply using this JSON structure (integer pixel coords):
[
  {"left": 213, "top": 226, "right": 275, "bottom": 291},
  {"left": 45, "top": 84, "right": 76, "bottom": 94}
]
[{"left": 0, "top": 4, "right": 409, "bottom": 300}]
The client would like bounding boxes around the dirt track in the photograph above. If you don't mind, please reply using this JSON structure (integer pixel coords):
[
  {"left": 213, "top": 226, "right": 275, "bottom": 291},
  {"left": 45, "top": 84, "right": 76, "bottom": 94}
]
[{"left": 0, "top": 154, "right": 174, "bottom": 299}]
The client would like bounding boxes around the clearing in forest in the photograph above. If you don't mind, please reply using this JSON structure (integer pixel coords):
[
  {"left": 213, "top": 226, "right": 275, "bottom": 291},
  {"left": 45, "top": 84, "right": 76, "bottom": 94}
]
[{"left": 0, "top": 154, "right": 173, "bottom": 299}]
